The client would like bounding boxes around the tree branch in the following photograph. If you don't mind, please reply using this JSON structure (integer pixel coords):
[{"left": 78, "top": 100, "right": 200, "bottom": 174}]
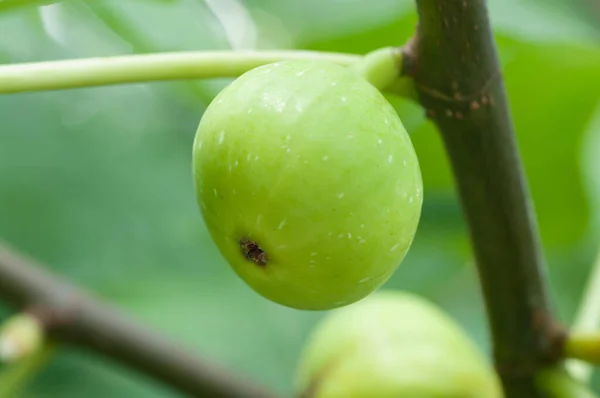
[
  {"left": 405, "top": 0, "right": 565, "bottom": 396},
  {"left": 0, "top": 242, "right": 277, "bottom": 398}
]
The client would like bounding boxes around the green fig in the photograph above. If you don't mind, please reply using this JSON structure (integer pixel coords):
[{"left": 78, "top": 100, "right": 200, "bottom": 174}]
[
  {"left": 192, "top": 60, "right": 422, "bottom": 310},
  {"left": 0, "top": 314, "right": 43, "bottom": 363},
  {"left": 295, "top": 290, "right": 503, "bottom": 397}
]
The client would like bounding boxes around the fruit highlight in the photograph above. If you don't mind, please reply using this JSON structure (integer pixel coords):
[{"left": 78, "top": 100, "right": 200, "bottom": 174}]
[{"left": 192, "top": 60, "right": 422, "bottom": 310}]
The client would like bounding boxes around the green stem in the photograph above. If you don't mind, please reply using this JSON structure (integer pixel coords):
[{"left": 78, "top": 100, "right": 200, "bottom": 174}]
[
  {"left": 0, "top": 343, "right": 56, "bottom": 397},
  {"left": 349, "top": 47, "right": 402, "bottom": 89},
  {"left": 81, "top": 0, "right": 214, "bottom": 105},
  {"left": 566, "top": 248, "right": 600, "bottom": 382},
  {"left": 565, "top": 331, "right": 600, "bottom": 365},
  {"left": 0, "top": 50, "right": 360, "bottom": 94}
]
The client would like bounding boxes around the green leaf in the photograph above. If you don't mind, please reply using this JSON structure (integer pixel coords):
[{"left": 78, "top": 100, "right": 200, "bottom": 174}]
[
  {"left": 499, "top": 38, "right": 600, "bottom": 247},
  {"left": 1, "top": 1, "right": 600, "bottom": 397}
]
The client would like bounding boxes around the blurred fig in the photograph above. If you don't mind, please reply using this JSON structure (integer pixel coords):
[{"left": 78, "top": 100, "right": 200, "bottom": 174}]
[{"left": 295, "top": 290, "right": 503, "bottom": 397}]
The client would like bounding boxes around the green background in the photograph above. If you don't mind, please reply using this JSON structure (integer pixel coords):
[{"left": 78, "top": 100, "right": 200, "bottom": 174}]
[{"left": 0, "top": 0, "right": 599, "bottom": 396}]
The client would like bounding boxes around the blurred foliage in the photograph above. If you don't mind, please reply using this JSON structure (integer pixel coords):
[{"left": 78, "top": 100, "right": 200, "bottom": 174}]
[{"left": 0, "top": 0, "right": 599, "bottom": 397}]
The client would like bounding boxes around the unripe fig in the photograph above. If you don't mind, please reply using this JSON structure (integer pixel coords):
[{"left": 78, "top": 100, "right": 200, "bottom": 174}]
[
  {"left": 294, "top": 290, "right": 503, "bottom": 397},
  {"left": 192, "top": 60, "right": 422, "bottom": 310},
  {"left": 0, "top": 314, "right": 43, "bottom": 363}
]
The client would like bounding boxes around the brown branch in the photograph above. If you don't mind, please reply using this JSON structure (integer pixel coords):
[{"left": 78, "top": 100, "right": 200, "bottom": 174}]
[
  {"left": 405, "top": 0, "right": 565, "bottom": 396},
  {"left": 0, "top": 241, "right": 277, "bottom": 398}
]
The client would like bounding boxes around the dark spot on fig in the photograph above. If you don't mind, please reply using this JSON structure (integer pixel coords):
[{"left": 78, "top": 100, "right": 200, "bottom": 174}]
[{"left": 240, "top": 237, "right": 268, "bottom": 266}]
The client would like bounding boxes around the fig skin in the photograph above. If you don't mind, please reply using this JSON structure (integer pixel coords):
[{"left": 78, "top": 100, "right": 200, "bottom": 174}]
[
  {"left": 295, "top": 290, "right": 504, "bottom": 398},
  {"left": 192, "top": 60, "right": 422, "bottom": 310}
]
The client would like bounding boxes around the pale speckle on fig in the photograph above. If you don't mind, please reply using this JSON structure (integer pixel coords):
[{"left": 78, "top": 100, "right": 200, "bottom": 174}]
[
  {"left": 390, "top": 243, "right": 400, "bottom": 252},
  {"left": 193, "top": 59, "right": 423, "bottom": 310},
  {"left": 218, "top": 130, "right": 225, "bottom": 144},
  {"left": 274, "top": 101, "right": 286, "bottom": 113},
  {"left": 277, "top": 218, "right": 287, "bottom": 230}
]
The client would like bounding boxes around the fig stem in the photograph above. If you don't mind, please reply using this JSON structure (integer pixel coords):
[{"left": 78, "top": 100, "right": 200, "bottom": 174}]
[
  {"left": 564, "top": 331, "right": 600, "bottom": 367},
  {"left": 351, "top": 47, "right": 417, "bottom": 99},
  {"left": 566, "top": 247, "right": 600, "bottom": 382},
  {"left": 0, "top": 50, "right": 412, "bottom": 96}
]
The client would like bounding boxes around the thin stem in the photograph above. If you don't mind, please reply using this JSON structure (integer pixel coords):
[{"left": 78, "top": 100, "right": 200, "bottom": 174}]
[
  {"left": 0, "top": 242, "right": 277, "bottom": 398},
  {"left": 0, "top": 343, "right": 57, "bottom": 397},
  {"left": 406, "top": 1, "right": 563, "bottom": 396},
  {"left": 350, "top": 47, "right": 403, "bottom": 90},
  {"left": 81, "top": 1, "right": 215, "bottom": 105},
  {"left": 567, "top": 248, "right": 600, "bottom": 382},
  {"left": 0, "top": 51, "right": 360, "bottom": 94},
  {"left": 564, "top": 331, "right": 600, "bottom": 365}
]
